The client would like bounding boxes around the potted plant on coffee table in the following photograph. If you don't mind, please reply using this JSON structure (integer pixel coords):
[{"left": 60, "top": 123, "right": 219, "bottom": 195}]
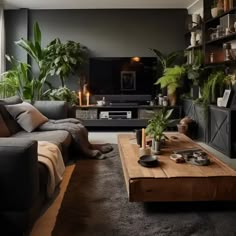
[{"left": 145, "top": 108, "right": 174, "bottom": 154}]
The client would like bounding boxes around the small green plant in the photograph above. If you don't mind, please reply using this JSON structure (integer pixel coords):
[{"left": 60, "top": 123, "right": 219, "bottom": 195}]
[
  {"left": 197, "top": 70, "right": 230, "bottom": 107},
  {"left": 145, "top": 108, "right": 174, "bottom": 142},
  {"left": 186, "top": 50, "right": 204, "bottom": 86},
  {"left": 155, "top": 65, "right": 186, "bottom": 95},
  {"left": 0, "top": 56, "right": 31, "bottom": 99},
  {"left": 46, "top": 86, "right": 77, "bottom": 104}
]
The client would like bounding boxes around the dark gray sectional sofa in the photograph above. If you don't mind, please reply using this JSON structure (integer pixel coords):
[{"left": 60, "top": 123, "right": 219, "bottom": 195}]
[{"left": 0, "top": 96, "right": 75, "bottom": 235}]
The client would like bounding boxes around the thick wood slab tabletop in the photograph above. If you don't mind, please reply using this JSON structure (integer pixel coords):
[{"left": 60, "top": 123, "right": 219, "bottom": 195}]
[{"left": 117, "top": 132, "right": 236, "bottom": 179}]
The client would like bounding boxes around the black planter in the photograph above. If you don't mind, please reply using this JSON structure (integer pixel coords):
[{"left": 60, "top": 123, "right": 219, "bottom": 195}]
[{"left": 191, "top": 85, "right": 200, "bottom": 100}]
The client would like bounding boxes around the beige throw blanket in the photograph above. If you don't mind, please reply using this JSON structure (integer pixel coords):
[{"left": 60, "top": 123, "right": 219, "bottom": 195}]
[{"left": 38, "top": 141, "right": 65, "bottom": 198}]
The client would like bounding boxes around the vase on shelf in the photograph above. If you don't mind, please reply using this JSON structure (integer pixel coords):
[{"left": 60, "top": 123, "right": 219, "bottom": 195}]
[
  {"left": 211, "top": 7, "right": 218, "bottom": 18},
  {"left": 190, "top": 32, "right": 196, "bottom": 47}
]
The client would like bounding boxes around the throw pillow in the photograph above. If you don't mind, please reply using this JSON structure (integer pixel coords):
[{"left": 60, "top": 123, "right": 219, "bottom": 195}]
[
  {"left": 5, "top": 102, "right": 49, "bottom": 132},
  {"left": 0, "top": 96, "right": 24, "bottom": 134},
  {"left": 0, "top": 113, "right": 11, "bottom": 137}
]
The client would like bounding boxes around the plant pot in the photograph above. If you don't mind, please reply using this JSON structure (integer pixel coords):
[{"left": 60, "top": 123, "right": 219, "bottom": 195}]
[
  {"left": 152, "top": 139, "right": 161, "bottom": 154},
  {"left": 191, "top": 85, "right": 200, "bottom": 99},
  {"left": 211, "top": 7, "right": 218, "bottom": 18},
  {"left": 167, "top": 90, "right": 177, "bottom": 106}
]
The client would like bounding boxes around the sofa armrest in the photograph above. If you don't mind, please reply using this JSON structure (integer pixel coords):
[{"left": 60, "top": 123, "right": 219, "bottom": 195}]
[
  {"left": 32, "top": 100, "right": 68, "bottom": 119},
  {"left": 0, "top": 138, "right": 39, "bottom": 211}
]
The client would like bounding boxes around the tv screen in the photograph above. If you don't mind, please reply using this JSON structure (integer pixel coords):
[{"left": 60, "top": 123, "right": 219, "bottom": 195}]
[{"left": 89, "top": 57, "right": 156, "bottom": 95}]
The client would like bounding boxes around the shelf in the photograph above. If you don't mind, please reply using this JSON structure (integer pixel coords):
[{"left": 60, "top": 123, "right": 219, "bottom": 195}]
[
  {"left": 205, "top": 7, "right": 236, "bottom": 24},
  {"left": 204, "top": 60, "right": 236, "bottom": 67},
  {"left": 82, "top": 119, "right": 149, "bottom": 127},
  {"left": 205, "top": 32, "right": 236, "bottom": 45}
]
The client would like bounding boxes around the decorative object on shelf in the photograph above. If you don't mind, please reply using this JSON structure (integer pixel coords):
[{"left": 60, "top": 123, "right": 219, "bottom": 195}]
[
  {"left": 192, "top": 14, "right": 201, "bottom": 28},
  {"left": 217, "top": 0, "right": 224, "bottom": 14},
  {"left": 217, "top": 97, "right": 223, "bottom": 106},
  {"left": 196, "top": 32, "right": 202, "bottom": 45},
  {"left": 221, "top": 89, "right": 232, "bottom": 107},
  {"left": 190, "top": 32, "right": 197, "bottom": 46},
  {"left": 211, "top": 0, "right": 219, "bottom": 18},
  {"left": 220, "top": 13, "right": 236, "bottom": 34},
  {"left": 210, "top": 52, "right": 215, "bottom": 63},
  {"left": 224, "top": 0, "right": 229, "bottom": 12},
  {"left": 223, "top": 42, "right": 234, "bottom": 61}
]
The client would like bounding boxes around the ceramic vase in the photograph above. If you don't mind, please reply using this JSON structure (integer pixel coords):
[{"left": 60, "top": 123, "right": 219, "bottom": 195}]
[
  {"left": 190, "top": 32, "right": 196, "bottom": 46},
  {"left": 211, "top": 7, "right": 218, "bottom": 18}
]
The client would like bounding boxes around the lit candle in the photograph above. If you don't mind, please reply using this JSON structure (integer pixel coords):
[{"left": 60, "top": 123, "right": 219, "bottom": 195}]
[
  {"left": 142, "top": 128, "right": 146, "bottom": 149},
  {"left": 86, "top": 92, "right": 90, "bottom": 106},
  {"left": 78, "top": 91, "right": 82, "bottom": 106}
]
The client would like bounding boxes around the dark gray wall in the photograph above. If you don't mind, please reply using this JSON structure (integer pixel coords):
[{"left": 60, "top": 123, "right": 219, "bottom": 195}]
[
  {"left": 5, "top": 9, "right": 187, "bottom": 90},
  {"left": 5, "top": 9, "right": 28, "bottom": 66}
]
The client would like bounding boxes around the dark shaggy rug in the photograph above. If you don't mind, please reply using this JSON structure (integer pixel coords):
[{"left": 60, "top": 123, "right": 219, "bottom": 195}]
[{"left": 52, "top": 144, "right": 236, "bottom": 236}]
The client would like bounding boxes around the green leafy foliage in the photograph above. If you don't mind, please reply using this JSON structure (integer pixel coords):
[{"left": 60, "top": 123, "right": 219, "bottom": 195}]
[
  {"left": 145, "top": 108, "right": 174, "bottom": 141},
  {"left": 155, "top": 65, "right": 186, "bottom": 94},
  {"left": 14, "top": 22, "right": 51, "bottom": 100},
  {"left": 149, "top": 48, "right": 183, "bottom": 80},
  {"left": 186, "top": 50, "right": 204, "bottom": 86},
  {"left": 46, "top": 86, "right": 77, "bottom": 104},
  {"left": 197, "top": 70, "right": 230, "bottom": 107},
  {"left": 0, "top": 56, "right": 31, "bottom": 99},
  {"left": 45, "top": 38, "right": 88, "bottom": 87}
]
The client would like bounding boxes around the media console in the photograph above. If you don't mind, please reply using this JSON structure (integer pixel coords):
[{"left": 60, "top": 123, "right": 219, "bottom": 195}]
[{"left": 75, "top": 104, "right": 182, "bottom": 128}]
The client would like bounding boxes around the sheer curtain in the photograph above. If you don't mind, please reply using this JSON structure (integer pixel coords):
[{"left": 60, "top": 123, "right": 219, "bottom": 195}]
[{"left": 0, "top": 5, "right": 5, "bottom": 75}]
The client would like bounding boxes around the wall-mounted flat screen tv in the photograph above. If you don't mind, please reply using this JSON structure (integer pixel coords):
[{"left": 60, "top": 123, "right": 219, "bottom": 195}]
[{"left": 89, "top": 57, "right": 157, "bottom": 95}]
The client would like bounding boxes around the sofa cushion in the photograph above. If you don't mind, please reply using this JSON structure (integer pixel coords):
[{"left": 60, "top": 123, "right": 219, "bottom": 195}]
[
  {"left": 12, "top": 130, "right": 72, "bottom": 162},
  {"left": 0, "top": 96, "right": 23, "bottom": 135},
  {"left": 0, "top": 95, "right": 23, "bottom": 105},
  {"left": 5, "top": 102, "right": 49, "bottom": 132},
  {"left": 0, "top": 114, "right": 11, "bottom": 137}
]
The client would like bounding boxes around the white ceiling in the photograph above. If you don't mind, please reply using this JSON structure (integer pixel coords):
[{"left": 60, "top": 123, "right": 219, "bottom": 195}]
[{"left": 2, "top": 0, "right": 197, "bottom": 10}]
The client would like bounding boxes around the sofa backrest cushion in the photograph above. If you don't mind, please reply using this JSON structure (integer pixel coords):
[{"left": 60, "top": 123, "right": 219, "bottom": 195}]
[
  {"left": 0, "top": 113, "right": 11, "bottom": 137},
  {"left": 5, "top": 102, "right": 49, "bottom": 132},
  {"left": 0, "top": 95, "right": 23, "bottom": 105},
  {"left": 32, "top": 100, "right": 69, "bottom": 119},
  {"left": 0, "top": 96, "right": 23, "bottom": 135}
]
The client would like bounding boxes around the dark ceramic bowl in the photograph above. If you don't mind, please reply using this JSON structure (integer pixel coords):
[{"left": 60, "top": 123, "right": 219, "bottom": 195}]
[{"left": 139, "top": 155, "right": 157, "bottom": 164}]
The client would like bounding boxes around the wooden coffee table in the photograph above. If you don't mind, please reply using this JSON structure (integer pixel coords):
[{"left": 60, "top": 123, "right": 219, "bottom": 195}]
[{"left": 118, "top": 132, "right": 236, "bottom": 202}]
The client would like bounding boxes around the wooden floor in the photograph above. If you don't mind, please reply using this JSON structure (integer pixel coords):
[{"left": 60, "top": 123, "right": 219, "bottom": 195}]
[{"left": 118, "top": 132, "right": 236, "bottom": 202}]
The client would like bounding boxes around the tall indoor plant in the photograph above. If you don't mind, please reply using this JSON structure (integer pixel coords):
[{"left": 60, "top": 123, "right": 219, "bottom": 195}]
[
  {"left": 45, "top": 38, "right": 88, "bottom": 87},
  {"left": 14, "top": 22, "right": 52, "bottom": 100}
]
